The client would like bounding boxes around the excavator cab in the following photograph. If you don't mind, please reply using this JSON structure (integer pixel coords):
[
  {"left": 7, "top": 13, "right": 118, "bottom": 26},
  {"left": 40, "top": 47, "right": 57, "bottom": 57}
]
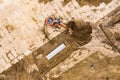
[
  {"left": 44, "top": 16, "right": 73, "bottom": 34},
  {"left": 44, "top": 17, "right": 54, "bottom": 26}
]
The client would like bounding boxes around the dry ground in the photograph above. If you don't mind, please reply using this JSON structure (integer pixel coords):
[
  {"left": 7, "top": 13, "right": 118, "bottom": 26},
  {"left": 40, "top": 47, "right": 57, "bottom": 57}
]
[
  {"left": 0, "top": 0, "right": 120, "bottom": 80},
  {"left": 62, "top": 0, "right": 112, "bottom": 6},
  {"left": 58, "top": 53, "right": 120, "bottom": 80}
]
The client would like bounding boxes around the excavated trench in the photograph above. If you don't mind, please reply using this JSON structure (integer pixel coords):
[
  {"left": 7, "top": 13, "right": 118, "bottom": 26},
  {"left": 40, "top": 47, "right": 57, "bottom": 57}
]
[
  {"left": 0, "top": 17, "right": 93, "bottom": 80},
  {"left": 0, "top": 2, "right": 120, "bottom": 80},
  {"left": 68, "top": 20, "right": 92, "bottom": 45},
  {"left": 51, "top": 6, "right": 120, "bottom": 80},
  {"left": 1, "top": 6, "right": 120, "bottom": 80}
]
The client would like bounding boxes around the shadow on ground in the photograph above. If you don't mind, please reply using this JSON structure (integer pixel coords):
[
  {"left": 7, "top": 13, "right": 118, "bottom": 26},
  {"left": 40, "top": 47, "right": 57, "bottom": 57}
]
[{"left": 67, "top": 20, "right": 92, "bottom": 46}]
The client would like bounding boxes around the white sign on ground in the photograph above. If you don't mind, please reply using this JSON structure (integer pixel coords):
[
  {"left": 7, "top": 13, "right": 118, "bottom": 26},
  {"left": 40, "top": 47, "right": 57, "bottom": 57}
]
[{"left": 46, "top": 43, "right": 66, "bottom": 60}]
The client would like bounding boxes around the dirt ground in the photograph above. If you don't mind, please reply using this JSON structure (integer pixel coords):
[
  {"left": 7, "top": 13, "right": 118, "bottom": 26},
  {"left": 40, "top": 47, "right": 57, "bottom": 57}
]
[
  {"left": 62, "top": 0, "right": 112, "bottom": 6},
  {"left": 0, "top": 20, "right": 92, "bottom": 80},
  {"left": 38, "top": 0, "right": 53, "bottom": 4},
  {"left": 57, "top": 53, "right": 120, "bottom": 80},
  {"left": 38, "top": 0, "right": 112, "bottom": 6},
  {"left": 0, "top": 55, "right": 43, "bottom": 80},
  {"left": 0, "top": 0, "right": 120, "bottom": 80}
]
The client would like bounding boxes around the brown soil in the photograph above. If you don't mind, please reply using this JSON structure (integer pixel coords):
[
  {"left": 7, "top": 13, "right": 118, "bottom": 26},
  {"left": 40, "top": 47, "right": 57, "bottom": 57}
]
[
  {"left": 60, "top": 53, "right": 120, "bottom": 80},
  {"left": 67, "top": 20, "right": 92, "bottom": 45},
  {"left": 0, "top": 55, "right": 43, "bottom": 80},
  {"left": 0, "top": 20, "right": 92, "bottom": 80},
  {"left": 62, "top": 0, "right": 71, "bottom": 6},
  {"left": 62, "top": 0, "right": 112, "bottom": 6},
  {"left": 38, "top": 0, "right": 53, "bottom": 4},
  {"left": 5, "top": 25, "right": 15, "bottom": 33}
]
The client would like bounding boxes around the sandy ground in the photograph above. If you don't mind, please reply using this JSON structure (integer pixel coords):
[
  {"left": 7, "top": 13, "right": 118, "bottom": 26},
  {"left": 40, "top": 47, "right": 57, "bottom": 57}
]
[
  {"left": 61, "top": 53, "right": 120, "bottom": 80},
  {"left": 0, "top": 0, "right": 120, "bottom": 80},
  {"left": 43, "top": 0, "right": 120, "bottom": 79}
]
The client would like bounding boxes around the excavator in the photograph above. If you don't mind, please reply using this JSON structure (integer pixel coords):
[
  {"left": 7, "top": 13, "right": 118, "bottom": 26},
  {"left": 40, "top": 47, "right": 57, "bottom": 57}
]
[{"left": 44, "top": 16, "right": 73, "bottom": 34}]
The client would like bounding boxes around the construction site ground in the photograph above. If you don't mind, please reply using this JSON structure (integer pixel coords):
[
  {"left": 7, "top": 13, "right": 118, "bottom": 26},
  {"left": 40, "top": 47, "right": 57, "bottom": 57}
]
[
  {"left": 61, "top": 53, "right": 120, "bottom": 80},
  {"left": 0, "top": 0, "right": 120, "bottom": 80}
]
